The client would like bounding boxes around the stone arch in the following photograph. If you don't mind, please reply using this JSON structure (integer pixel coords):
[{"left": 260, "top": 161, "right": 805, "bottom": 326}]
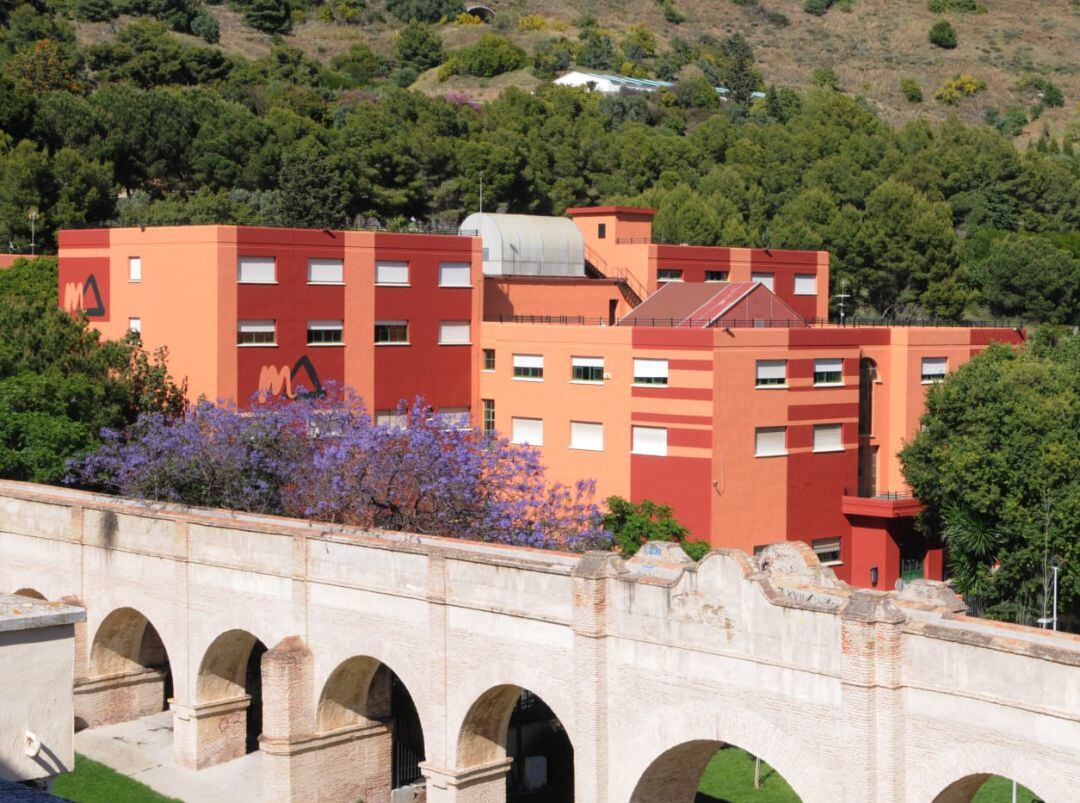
[
  {"left": 464, "top": 4, "right": 494, "bottom": 21},
  {"left": 932, "top": 773, "right": 1046, "bottom": 803},
  {"left": 913, "top": 741, "right": 1059, "bottom": 803},
  {"left": 90, "top": 606, "right": 169, "bottom": 678},
  {"left": 13, "top": 588, "right": 46, "bottom": 599},
  {"left": 196, "top": 629, "right": 268, "bottom": 754}
]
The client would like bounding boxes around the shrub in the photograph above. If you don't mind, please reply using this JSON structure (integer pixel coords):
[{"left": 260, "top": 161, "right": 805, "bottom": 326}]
[
  {"left": 440, "top": 34, "right": 526, "bottom": 80},
  {"left": 395, "top": 21, "right": 445, "bottom": 70},
  {"left": 803, "top": 0, "right": 834, "bottom": 16},
  {"left": 836, "top": 0, "right": 854, "bottom": 10},
  {"left": 75, "top": 0, "right": 116, "bottom": 22},
  {"left": 190, "top": 11, "right": 220, "bottom": 43},
  {"left": 385, "top": 0, "right": 463, "bottom": 23},
  {"left": 929, "top": 20, "right": 957, "bottom": 48},
  {"left": 811, "top": 66, "right": 840, "bottom": 90},
  {"left": 765, "top": 10, "right": 789, "bottom": 26},
  {"left": 453, "top": 12, "right": 481, "bottom": 24},
  {"left": 900, "top": 77, "right": 923, "bottom": 102},
  {"left": 531, "top": 36, "right": 573, "bottom": 79},
  {"left": 934, "top": 73, "right": 984, "bottom": 104},
  {"left": 516, "top": 13, "right": 546, "bottom": 31},
  {"left": 673, "top": 74, "right": 719, "bottom": 108},
  {"left": 655, "top": 0, "right": 685, "bottom": 23},
  {"left": 242, "top": 0, "right": 292, "bottom": 33},
  {"left": 576, "top": 30, "right": 616, "bottom": 70}
]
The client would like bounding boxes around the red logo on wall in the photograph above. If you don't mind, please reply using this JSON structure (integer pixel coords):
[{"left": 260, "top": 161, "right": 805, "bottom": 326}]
[{"left": 257, "top": 356, "right": 324, "bottom": 400}]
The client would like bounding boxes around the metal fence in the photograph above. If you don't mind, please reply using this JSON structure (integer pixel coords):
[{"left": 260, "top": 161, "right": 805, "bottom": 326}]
[{"left": 491, "top": 314, "right": 1022, "bottom": 329}]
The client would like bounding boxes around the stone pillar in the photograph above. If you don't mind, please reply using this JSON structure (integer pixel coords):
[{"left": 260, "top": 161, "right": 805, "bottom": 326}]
[
  {"left": 261, "top": 636, "right": 315, "bottom": 801},
  {"left": 74, "top": 669, "right": 166, "bottom": 728},
  {"left": 171, "top": 695, "right": 251, "bottom": 770},
  {"left": 839, "top": 590, "right": 906, "bottom": 803},
  {"left": 571, "top": 552, "right": 622, "bottom": 802},
  {"left": 420, "top": 758, "right": 513, "bottom": 803}
]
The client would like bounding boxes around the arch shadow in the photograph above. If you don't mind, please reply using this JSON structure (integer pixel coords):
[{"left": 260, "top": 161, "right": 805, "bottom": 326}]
[
  {"left": 13, "top": 588, "right": 46, "bottom": 600},
  {"left": 933, "top": 774, "right": 1045, "bottom": 803},
  {"left": 197, "top": 629, "right": 267, "bottom": 754}
]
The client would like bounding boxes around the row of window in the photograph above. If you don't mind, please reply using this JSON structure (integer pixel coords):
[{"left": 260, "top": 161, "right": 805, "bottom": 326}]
[
  {"left": 754, "top": 424, "right": 843, "bottom": 456},
  {"left": 656, "top": 270, "right": 818, "bottom": 295},
  {"left": 488, "top": 352, "right": 669, "bottom": 386},
  {"left": 756, "top": 358, "right": 843, "bottom": 388},
  {"left": 236, "top": 320, "right": 472, "bottom": 346}
]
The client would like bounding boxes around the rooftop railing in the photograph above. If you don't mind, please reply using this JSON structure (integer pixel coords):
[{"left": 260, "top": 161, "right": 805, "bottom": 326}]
[
  {"left": 843, "top": 488, "right": 916, "bottom": 500},
  {"left": 62, "top": 219, "right": 479, "bottom": 237},
  {"left": 489, "top": 315, "right": 1023, "bottom": 329}
]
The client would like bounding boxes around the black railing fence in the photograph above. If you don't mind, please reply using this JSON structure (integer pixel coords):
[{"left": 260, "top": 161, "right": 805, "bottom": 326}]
[{"left": 491, "top": 314, "right": 1022, "bottom": 329}]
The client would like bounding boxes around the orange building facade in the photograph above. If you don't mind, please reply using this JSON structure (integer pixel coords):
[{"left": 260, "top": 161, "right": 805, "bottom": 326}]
[{"left": 58, "top": 208, "right": 1021, "bottom": 590}]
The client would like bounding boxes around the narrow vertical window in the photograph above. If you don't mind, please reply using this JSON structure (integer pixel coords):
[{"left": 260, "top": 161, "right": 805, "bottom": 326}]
[{"left": 128, "top": 257, "right": 142, "bottom": 282}]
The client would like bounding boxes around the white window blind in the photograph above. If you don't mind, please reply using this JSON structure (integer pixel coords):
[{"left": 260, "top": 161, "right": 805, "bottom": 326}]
[
  {"left": 375, "top": 411, "right": 407, "bottom": 429},
  {"left": 128, "top": 257, "right": 141, "bottom": 282},
  {"left": 128, "top": 317, "right": 141, "bottom": 333},
  {"left": 572, "top": 356, "right": 604, "bottom": 383},
  {"left": 375, "top": 261, "right": 409, "bottom": 285},
  {"left": 439, "top": 321, "right": 471, "bottom": 345},
  {"left": 237, "top": 320, "right": 276, "bottom": 345},
  {"left": 813, "top": 423, "right": 843, "bottom": 453},
  {"left": 921, "top": 357, "right": 947, "bottom": 382},
  {"left": 633, "top": 358, "right": 668, "bottom": 384},
  {"left": 308, "top": 320, "right": 343, "bottom": 344},
  {"left": 512, "top": 417, "right": 543, "bottom": 446},
  {"left": 513, "top": 354, "right": 544, "bottom": 379},
  {"left": 238, "top": 320, "right": 275, "bottom": 334},
  {"left": 814, "top": 358, "right": 843, "bottom": 385},
  {"left": 813, "top": 537, "right": 842, "bottom": 566},
  {"left": 570, "top": 421, "right": 604, "bottom": 451},
  {"left": 238, "top": 256, "right": 275, "bottom": 283},
  {"left": 438, "top": 263, "right": 471, "bottom": 287},
  {"left": 755, "top": 427, "right": 787, "bottom": 457},
  {"left": 435, "top": 407, "right": 470, "bottom": 430},
  {"left": 572, "top": 356, "right": 604, "bottom": 369},
  {"left": 308, "top": 258, "right": 343, "bottom": 283},
  {"left": 756, "top": 360, "right": 787, "bottom": 386},
  {"left": 751, "top": 272, "right": 775, "bottom": 292},
  {"left": 632, "top": 426, "right": 667, "bottom": 456},
  {"left": 794, "top": 274, "right": 817, "bottom": 295}
]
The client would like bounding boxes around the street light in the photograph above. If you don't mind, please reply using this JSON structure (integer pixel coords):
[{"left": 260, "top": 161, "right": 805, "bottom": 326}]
[
  {"left": 27, "top": 206, "right": 38, "bottom": 256},
  {"left": 1037, "top": 555, "right": 1062, "bottom": 631}
]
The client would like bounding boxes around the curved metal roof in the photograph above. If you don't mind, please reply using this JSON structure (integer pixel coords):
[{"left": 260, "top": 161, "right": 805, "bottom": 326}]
[{"left": 460, "top": 213, "right": 585, "bottom": 277}]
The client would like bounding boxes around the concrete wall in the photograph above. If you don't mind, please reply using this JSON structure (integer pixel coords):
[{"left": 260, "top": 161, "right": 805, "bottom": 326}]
[{"left": 0, "top": 481, "right": 1078, "bottom": 802}]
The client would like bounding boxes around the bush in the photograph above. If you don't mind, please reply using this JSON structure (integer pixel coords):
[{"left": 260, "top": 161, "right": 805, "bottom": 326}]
[
  {"left": 532, "top": 36, "right": 573, "bottom": 79},
  {"left": 803, "top": 0, "right": 834, "bottom": 16},
  {"left": 655, "top": 0, "right": 685, "bottom": 23},
  {"left": 934, "top": 73, "right": 984, "bottom": 104},
  {"left": 811, "top": 66, "right": 840, "bottom": 90},
  {"left": 765, "top": 10, "right": 789, "bottom": 26},
  {"left": 986, "top": 105, "right": 1030, "bottom": 137},
  {"left": 929, "top": 20, "right": 957, "bottom": 48},
  {"left": 453, "top": 12, "right": 481, "bottom": 24},
  {"left": 576, "top": 30, "right": 616, "bottom": 70},
  {"left": 332, "top": 42, "right": 391, "bottom": 85},
  {"left": 384, "top": 0, "right": 462, "bottom": 23},
  {"left": 190, "top": 11, "right": 220, "bottom": 43},
  {"left": 243, "top": 0, "right": 292, "bottom": 33},
  {"left": 440, "top": 34, "right": 526, "bottom": 80},
  {"left": 673, "top": 75, "right": 719, "bottom": 108},
  {"left": 75, "top": 0, "right": 116, "bottom": 22},
  {"left": 516, "top": 13, "right": 546, "bottom": 31},
  {"left": 394, "top": 21, "right": 445, "bottom": 70},
  {"left": 900, "top": 77, "right": 923, "bottom": 103}
]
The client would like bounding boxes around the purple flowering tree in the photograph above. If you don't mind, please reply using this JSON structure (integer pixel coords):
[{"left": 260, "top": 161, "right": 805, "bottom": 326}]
[{"left": 67, "top": 387, "right": 611, "bottom": 552}]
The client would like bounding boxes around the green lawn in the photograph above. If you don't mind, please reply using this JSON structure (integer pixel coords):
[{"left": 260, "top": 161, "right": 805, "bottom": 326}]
[
  {"left": 52, "top": 754, "right": 180, "bottom": 803},
  {"left": 696, "top": 747, "right": 1040, "bottom": 803}
]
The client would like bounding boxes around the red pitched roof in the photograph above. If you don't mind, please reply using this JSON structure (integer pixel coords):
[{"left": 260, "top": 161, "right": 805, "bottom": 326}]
[{"left": 618, "top": 281, "right": 805, "bottom": 327}]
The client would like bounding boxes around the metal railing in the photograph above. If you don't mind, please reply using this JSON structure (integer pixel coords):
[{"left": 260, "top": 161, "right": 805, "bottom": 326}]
[
  {"left": 64, "top": 218, "right": 478, "bottom": 237},
  {"left": 843, "top": 488, "right": 915, "bottom": 500},
  {"left": 489, "top": 315, "right": 1022, "bottom": 329}
]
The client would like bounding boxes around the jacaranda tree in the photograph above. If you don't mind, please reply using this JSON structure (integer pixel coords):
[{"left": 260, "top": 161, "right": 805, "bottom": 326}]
[{"left": 67, "top": 387, "right": 612, "bottom": 552}]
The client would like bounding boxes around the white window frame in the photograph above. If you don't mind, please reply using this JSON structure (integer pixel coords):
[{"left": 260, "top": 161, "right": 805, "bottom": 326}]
[
  {"left": 438, "top": 262, "right": 472, "bottom": 288},
  {"left": 812, "top": 537, "right": 842, "bottom": 567},
  {"left": 128, "top": 317, "right": 141, "bottom": 334},
  {"left": 570, "top": 421, "right": 604, "bottom": 451},
  {"left": 751, "top": 272, "right": 775, "bottom": 292},
  {"left": 632, "top": 425, "right": 668, "bottom": 456},
  {"left": 794, "top": 274, "right": 817, "bottom": 295},
  {"left": 238, "top": 256, "right": 276, "bottom": 284},
  {"left": 375, "top": 261, "right": 410, "bottom": 286},
  {"left": 755, "top": 426, "right": 787, "bottom": 458},
  {"left": 375, "top": 410, "right": 407, "bottom": 429},
  {"left": 374, "top": 320, "right": 409, "bottom": 345},
  {"left": 657, "top": 269, "right": 684, "bottom": 283},
  {"left": 814, "top": 358, "right": 844, "bottom": 386},
  {"left": 755, "top": 360, "right": 787, "bottom": 388},
  {"left": 237, "top": 319, "right": 276, "bottom": 346},
  {"left": 921, "top": 357, "right": 947, "bottom": 384},
  {"left": 813, "top": 423, "right": 844, "bottom": 453},
  {"left": 438, "top": 320, "right": 471, "bottom": 345},
  {"left": 433, "top": 407, "right": 471, "bottom": 431},
  {"left": 513, "top": 354, "right": 544, "bottom": 381},
  {"left": 571, "top": 356, "right": 604, "bottom": 384},
  {"left": 511, "top": 417, "right": 543, "bottom": 446},
  {"left": 633, "top": 358, "right": 668, "bottom": 387},
  {"left": 307, "top": 258, "right": 344, "bottom": 284},
  {"left": 307, "top": 319, "right": 344, "bottom": 346},
  {"left": 128, "top": 256, "right": 142, "bottom": 282},
  {"left": 482, "top": 348, "right": 495, "bottom": 372}
]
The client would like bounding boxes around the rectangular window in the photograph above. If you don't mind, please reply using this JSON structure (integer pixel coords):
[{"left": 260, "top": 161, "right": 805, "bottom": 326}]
[
  {"left": 434, "top": 407, "right": 470, "bottom": 430},
  {"left": 237, "top": 319, "right": 276, "bottom": 345},
  {"left": 812, "top": 537, "right": 842, "bottom": 566},
  {"left": 238, "top": 256, "right": 275, "bottom": 284},
  {"left": 813, "top": 423, "right": 844, "bottom": 453},
  {"left": 705, "top": 270, "right": 729, "bottom": 283},
  {"left": 439, "top": 320, "right": 471, "bottom": 345},
  {"left": 374, "top": 321, "right": 408, "bottom": 344},
  {"left": 128, "top": 256, "right": 142, "bottom": 282},
  {"left": 814, "top": 358, "right": 844, "bottom": 386},
  {"left": 755, "top": 426, "right": 787, "bottom": 457},
  {"left": 570, "top": 421, "right": 604, "bottom": 451},
  {"left": 751, "top": 272, "right": 775, "bottom": 292},
  {"left": 308, "top": 258, "right": 343, "bottom": 284},
  {"left": 571, "top": 356, "right": 604, "bottom": 383},
  {"left": 632, "top": 426, "right": 667, "bottom": 456},
  {"left": 307, "top": 320, "right": 344, "bottom": 345},
  {"left": 482, "top": 348, "right": 495, "bottom": 371},
  {"left": 513, "top": 354, "right": 544, "bottom": 380},
  {"left": 375, "top": 410, "right": 406, "bottom": 429},
  {"left": 438, "top": 263, "right": 471, "bottom": 287},
  {"left": 755, "top": 360, "right": 787, "bottom": 387},
  {"left": 794, "top": 274, "right": 817, "bottom": 295},
  {"left": 128, "top": 317, "right": 141, "bottom": 334},
  {"left": 658, "top": 269, "right": 683, "bottom": 283},
  {"left": 921, "top": 357, "right": 947, "bottom": 383},
  {"left": 511, "top": 417, "right": 543, "bottom": 446},
  {"left": 633, "top": 358, "right": 668, "bottom": 386},
  {"left": 375, "top": 261, "right": 409, "bottom": 286},
  {"left": 598, "top": 223, "right": 606, "bottom": 239},
  {"left": 482, "top": 399, "right": 495, "bottom": 434}
]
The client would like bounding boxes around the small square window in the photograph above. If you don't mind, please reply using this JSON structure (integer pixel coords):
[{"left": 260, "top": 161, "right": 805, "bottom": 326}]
[
  {"left": 308, "top": 258, "right": 343, "bottom": 284},
  {"left": 705, "top": 270, "right": 728, "bottom": 283},
  {"left": 238, "top": 256, "right": 275, "bottom": 284},
  {"left": 598, "top": 223, "right": 607, "bottom": 239},
  {"left": 237, "top": 320, "right": 276, "bottom": 345},
  {"left": 755, "top": 360, "right": 787, "bottom": 387},
  {"left": 755, "top": 427, "right": 787, "bottom": 457},
  {"left": 374, "top": 321, "right": 409, "bottom": 344},
  {"left": 570, "top": 421, "right": 604, "bottom": 451},
  {"left": 813, "top": 423, "right": 843, "bottom": 453},
  {"left": 572, "top": 356, "right": 604, "bottom": 383},
  {"left": 439, "top": 321, "right": 471, "bottom": 345},
  {"left": 814, "top": 358, "right": 844, "bottom": 386},
  {"left": 512, "top": 417, "right": 543, "bottom": 446},
  {"left": 308, "top": 320, "right": 343, "bottom": 345},
  {"left": 375, "top": 261, "right": 409, "bottom": 286},
  {"left": 751, "top": 272, "right": 775, "bottom": 292},
  {"left": 794, "top": 274, "right": 817, "bottom": 295},
  {"left": 633, "top": 358, "right": 668, "bottom": 386},
  {"left": 632, "top": 426, "right": 667, "bottom": 456},
  {"left": 438, "top": 263, "right": 471, "bottom": 287},
  {"left": 513, "top": 354, "right": 544, "bottom": 380},
  {"left": 482, "top": 349, "right": 495, "bottom": 371},
  {"left": 921, "top": 357, "right": 947, "bottom": 383},
  {"left": 812, "top": 537, "right": 842, "bottom": 566},
  {"left": 128, "top": 317, "right": 141, "bottom": 334}
]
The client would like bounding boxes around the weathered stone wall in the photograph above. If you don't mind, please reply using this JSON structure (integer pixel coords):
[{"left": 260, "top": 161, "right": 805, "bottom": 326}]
[{"left": 1, "top": 481, "right": 1078, "bottom": 802}]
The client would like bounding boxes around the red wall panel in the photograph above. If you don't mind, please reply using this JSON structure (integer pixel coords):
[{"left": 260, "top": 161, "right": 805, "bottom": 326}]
[{"left": 631, "top": 454, "right": 712, "bottom": 540}]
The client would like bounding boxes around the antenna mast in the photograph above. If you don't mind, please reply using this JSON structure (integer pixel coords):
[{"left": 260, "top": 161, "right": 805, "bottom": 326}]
[{"left": 833, "top": 278, "right": 851, "bottom": 325}]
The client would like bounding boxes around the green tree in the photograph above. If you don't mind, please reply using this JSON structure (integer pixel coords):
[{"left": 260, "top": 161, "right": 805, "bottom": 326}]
[
  {"left": 652, "top": 184, "right": 722, "bottom": 245},
  {"left": 603, "top": 496, "right": 709, "bottom": 560},
  {"left": 0, "top": 258, "right": 185, "bottom": 483},
  {"left": 393, "top": 22, "right": 445, "bottom": 71},
  {"left": 929, "top": 20, "right": 957, "bottom": 48},
  {"left": 242, "top": 0, "right": 292, "bottom": 34},
  {"left": 900, "top": 334, "right": 1080, "bottom": 628},
  {"left": 384, "top": 0, "right": 461, "bottom": 23},
  {"left": 979, "top": 236, "right": 1080, "bottom": 324},
  {"left": 276, "top": 143, "right": 347, "bottom": 228},
  {"left": 441, "top": 35, "right": 525, "bottom": 80}
]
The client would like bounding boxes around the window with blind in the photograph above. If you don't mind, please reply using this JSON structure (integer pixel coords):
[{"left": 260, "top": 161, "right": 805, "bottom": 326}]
[
  {"left": 128, "top": 257, "right": 141, "bottom": 282},
  {"left": 238, "top": 256, "right": 275, "bottom": 284},
  {"left": 571, "top": 356, "right": 604, "bottom": 383},
  {"left": 308, "top": 258, "right": 343, "bottom": 284},
  {"left": 129, "top": 317, "right": 141, "bottom": 334},
  {"left": 570, "top": 421, "right": 604, "bottom": 451},
  {"left": 375, "top": 261, "right": 409, "bottom": 285},
  {"left": 438, "top": 321, "right": 471, "bottom": 345},
  {"left": 813, "top": 537, "right": 842, "bottom": 566},
  {"left": 813, "top": 423, "right": 843, "bottom": 453},
  {"left": 438, "top": 263, "right": 471, "bottom": 287},
  {"left": 375, "top": 410, "right": 407, "bottom": 429},
  {"left": 307, "top": 320, "right": 343, "bottom": 345},
  {"left": 513, "top": 354, "right": 544, "bottom": 380},
  {"left": 814, "top": 358, "right": 843, "bottom": 386},
  {"left": 755, "top": 360, "right": 787, "bottom": 387},
  {"left": 632, "top": 426, "right": 667, "bottom": 456},
  {"left": 512, "top": 417, "right": 543, "bottom": 446},
  {"left": 751, "top": 272, "right": 775, "bottom": 292},
  {"left": 633, "top": 358, "right": 668, "bottom": 386},
  {"left": 921, "top": 357, "right": 947, "bottom": 383},
  {"left": 794, "top": 274, "right": 817, "bottom": 295},
  {"left": 237, "top": 320, "right": 276, "bottom": 345},
  {"left": 434, "top": 407, "right": 470, "bottom": 430},
  {"left": 374, "top": 321, "right": 408, "bottom": 344},
  {"left": 755, "top": 427, "right": 787, "bottom": 457}
]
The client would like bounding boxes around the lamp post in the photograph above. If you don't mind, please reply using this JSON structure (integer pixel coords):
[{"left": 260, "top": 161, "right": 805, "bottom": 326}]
[
  {"left": 28, "top": 207, "right": 38, "bottom": 256},
  {"left": 1037, "top": 556, "right": 1061, "bottom": 631}
]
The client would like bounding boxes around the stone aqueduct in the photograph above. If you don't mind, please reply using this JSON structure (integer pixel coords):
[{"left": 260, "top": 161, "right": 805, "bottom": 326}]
[{"left": 1, "top": 479, "right": 1079, "bottom": 802}]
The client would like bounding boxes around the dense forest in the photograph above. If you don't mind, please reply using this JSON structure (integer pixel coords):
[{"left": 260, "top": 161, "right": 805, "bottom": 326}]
[{"left": 0, "top": 0, "right": 1078, "bottom": 320}]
